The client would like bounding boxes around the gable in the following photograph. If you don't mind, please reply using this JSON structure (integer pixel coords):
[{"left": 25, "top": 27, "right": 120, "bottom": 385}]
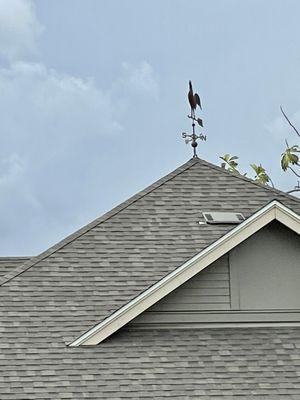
[
  {"left": 131, "top": 221, "right": 300, "bottom": 326},
  {"left": 70, "top": 200, "right": 300, "bottom": 345},
  {"left": 230, "top": 220, "right": 300, "bottom": 310}
]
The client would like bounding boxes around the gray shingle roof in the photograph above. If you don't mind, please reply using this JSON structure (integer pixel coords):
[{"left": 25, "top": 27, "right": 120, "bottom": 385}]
[
  {"left": 1, "top": 326, "right": 300, "bottom": 399},
  {"left": 0, "top": 157, "right": 299, "bottom": 398},
  {"left": 0, "top": 257, "right": 31, "bottom": 278}
]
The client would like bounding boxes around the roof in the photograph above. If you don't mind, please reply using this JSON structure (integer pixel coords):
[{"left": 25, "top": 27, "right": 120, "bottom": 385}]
[
  {"left": 0, "top": 257, "right": 31, "bottom": 278},
  {"left": 71, "top": 200, "right": 300, "bottom": 345},
  {"left": 0, "top": 157, "right": 299, "bottom": 398},
  {"left": 2, "top": 326, "right": 300, "bottom": 399}
]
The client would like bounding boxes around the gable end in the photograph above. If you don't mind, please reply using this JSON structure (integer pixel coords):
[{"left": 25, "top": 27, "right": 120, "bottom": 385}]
[{"left": 69, "top": 200, "right": 300, "bottom": 346}]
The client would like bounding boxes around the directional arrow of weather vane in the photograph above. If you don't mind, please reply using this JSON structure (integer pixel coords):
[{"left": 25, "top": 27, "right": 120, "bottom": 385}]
[{"left": 181, "top": 80, "right": 206, "bottom": 158}]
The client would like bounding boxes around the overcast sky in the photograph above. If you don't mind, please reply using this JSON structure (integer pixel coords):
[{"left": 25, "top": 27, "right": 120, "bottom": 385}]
[{"left": 0, "top": 0, "right": 299, "bottom": 255}]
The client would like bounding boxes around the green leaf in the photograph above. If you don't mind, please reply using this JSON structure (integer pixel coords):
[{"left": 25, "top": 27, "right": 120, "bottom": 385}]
[
  {"left": 281, "top": 144, "right": 299, "bottom": 171},
  {"left": 281, "top": 153, "right": 289, "bottom": 171},
  {"left": 250, "top": 163, "right": 270, "bottom": 185},
  {"left": 219, "top": 154, "right": 240, "bottom": 173}
]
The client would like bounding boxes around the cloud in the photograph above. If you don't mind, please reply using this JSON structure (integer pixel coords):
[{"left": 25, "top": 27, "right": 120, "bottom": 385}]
[
  {"left": 0, "top": 0, "right": 42, "bottom": 61},
  {"left": 0, "top": 61, "right": 123, "bottom": 144},
  {"left": 0, "top": 58, "right": 159, "bottom": 254},
  {"left": 0, "top": 0, "right": 160, "bottom": 255},
  {"left": 120, "top": 61, "right": 159, "bottom": 99},
  {"left": 0, "top": 61, "right": 121, "bottom": 250}
]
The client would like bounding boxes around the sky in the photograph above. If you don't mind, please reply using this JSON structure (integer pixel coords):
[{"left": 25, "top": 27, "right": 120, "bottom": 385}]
[{"left": 0, "top": 0, "right": 299, "bottom": 255}]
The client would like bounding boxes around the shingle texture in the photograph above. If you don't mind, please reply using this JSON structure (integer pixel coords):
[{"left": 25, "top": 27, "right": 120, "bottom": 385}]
[
  {"left": 0, "top": 257, "right": 30, "bottom": 278},
  {"left": 0, "top": 157, "right": 299, "bottom": 398},
  {"left": 1, "top": 326, "right": 300, "bottom": 399}
]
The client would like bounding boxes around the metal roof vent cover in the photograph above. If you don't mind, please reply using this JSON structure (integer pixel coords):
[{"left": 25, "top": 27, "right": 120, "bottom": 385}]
[{"left": 202, "top": 211, "right": 245, "bottom": 224}]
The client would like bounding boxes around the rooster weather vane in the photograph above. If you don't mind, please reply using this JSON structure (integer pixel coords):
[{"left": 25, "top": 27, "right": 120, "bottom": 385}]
[{"left": 182, "top": 81, "right": 206, "bottom": 158}]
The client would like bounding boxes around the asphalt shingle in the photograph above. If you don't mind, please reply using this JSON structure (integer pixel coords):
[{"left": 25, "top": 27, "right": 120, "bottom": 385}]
[
  {"left": 1, "top": 327, "right": 300, "bottom": 399},
  {"left": 0, "top": 157, "right": 299, "bottom": 398},
  {"left": 0, "top": 257, "right": 31, "bottom": 278}
]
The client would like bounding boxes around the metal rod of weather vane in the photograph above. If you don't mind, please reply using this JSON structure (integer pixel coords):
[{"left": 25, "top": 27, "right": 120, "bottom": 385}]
[
  {"left": 192, "top": 123, "right": 195, "bottom": 158},
  {"left": 192, "top": 119, "right": 197, "bottom": 158}
]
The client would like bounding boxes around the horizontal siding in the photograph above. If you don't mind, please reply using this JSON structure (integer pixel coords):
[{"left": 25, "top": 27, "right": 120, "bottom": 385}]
[
  {"left": 144, "top": 255, "right": 230, "bottom": 315},
  {"left": 230, "top": 221, "right": 300, "bottom": 310},
  {"left": 130, "top": 223, "right": 300, "bottom": 328}
]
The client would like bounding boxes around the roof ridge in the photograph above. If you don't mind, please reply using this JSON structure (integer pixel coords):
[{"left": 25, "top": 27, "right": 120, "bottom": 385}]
[
  {"left": 0, "top": 158, "right": 198, "bottom": 287},
  {"left": 195, "top": 157, "right": 300, "bottom": 205}
]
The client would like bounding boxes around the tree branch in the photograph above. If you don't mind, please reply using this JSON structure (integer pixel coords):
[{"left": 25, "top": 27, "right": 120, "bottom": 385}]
[
  {"left": 280, "top": 106, "right": 300, "bottom": 138},
  {"left": 268, "top": 177, "right": 275, "bottom": 188},
  {"left": 288, "top": 165, "right": 300, "bottom": 178},
  {"left": 287, "top": 188, "right": 300, "bottom": 194}
]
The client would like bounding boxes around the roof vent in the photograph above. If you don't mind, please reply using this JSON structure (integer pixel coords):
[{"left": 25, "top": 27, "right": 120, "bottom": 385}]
[{"left": 202, "top": 212, "right": 245, "bottom": 224}]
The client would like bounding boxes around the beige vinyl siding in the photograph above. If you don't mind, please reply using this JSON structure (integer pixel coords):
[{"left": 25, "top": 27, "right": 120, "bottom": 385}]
[
  {"left": 131, "top": 221, "right": 300, "bottom": 327},
  {"left": 144, "top": 255, "right": 230, "bottom": 313}
]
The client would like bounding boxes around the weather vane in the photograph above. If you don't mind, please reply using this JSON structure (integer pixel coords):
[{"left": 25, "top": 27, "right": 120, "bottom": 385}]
[{"left": 181, "top": 80, "right": 206, "bottom": 158}]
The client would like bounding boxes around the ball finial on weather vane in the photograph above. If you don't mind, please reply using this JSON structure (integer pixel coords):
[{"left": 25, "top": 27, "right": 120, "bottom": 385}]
[{"left": 182, "top": 80, "right": 206, "bottom": 158}]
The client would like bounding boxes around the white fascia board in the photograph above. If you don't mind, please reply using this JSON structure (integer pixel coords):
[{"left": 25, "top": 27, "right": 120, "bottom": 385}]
[
  {"left": 275, "top": 203, "right": 300, "bottom": 234},
  {"left": 69, "top": 200, "right": 300, "bottom": 346}
]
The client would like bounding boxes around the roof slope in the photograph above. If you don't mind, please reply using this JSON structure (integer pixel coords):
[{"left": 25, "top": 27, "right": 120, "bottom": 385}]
[
  {"left": 1, "top": 326, "right": 300, "bottom": 399},
  {"left": 0, "top": 158, "right": 300, "bottom": 398},
  {"left": 0, "top": 257, "right": 30, "bottom": 278},
  {"left": 0, "top": 158, "right": 300, "bottom": 344}
]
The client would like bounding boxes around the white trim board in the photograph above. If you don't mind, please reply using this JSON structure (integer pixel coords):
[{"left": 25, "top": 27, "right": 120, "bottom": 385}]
[{"left": 69, "top": 200, "right": 300, "bottom": 346}]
